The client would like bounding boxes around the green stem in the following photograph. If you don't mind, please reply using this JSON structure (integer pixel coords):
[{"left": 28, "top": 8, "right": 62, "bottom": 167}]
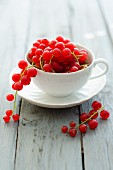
[
  {"left": 75, "top": 106, "right": 105, "bottom": 129},
  {"left": 12, "top": 91, "right": 17, "bottom": 114},
  {"left": 21, "top": 64, "right": 35, "bottom": 77},
  {"left": 71, "top": 52, "right": 79, "bottom": 62},
  {"left": 40, "top": 56, "right": 43, "bottom": 70}
]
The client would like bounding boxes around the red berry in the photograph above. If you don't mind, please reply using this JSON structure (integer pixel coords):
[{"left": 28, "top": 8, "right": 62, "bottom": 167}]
[
  {"left": 37, "top": 39, "right": 42, "bottom": 43},
  {"left": 32, "top": 56, "right": 40, "bottom": 63},
  {"left": 44, "top": 47, "right": 52, "bottom": 51},
  {"left": 72, "top": 62, "right": 81, "bottom": 70},
  {"left": 53, "top": 48, "right": 61, "bottom": 58},
  {"left": 6, "top": 110, "right": 13, "bottom": 117},
  {"left": 31, "top": 46, "right": 37, "bottom": 53},
  {"left": 88, "top": 119, "right": 98, "bottom": 129},
  {"left": 64, "top": 39, "right": 70, "bottom": 44},
  {"left": 61, "top": 126, "right": 68, "bottom": 133},
  {"left": 39, "top": 43, "right": 46, "bottom": 50},
  {"left": 28, "top": 51, "right": 33, "bottom": 59},
  {"left": 55, "top": 42, "right": 65, "bottom": 51},
  {"left": 6, "top": 94, "right": 14, "bottom": 101},
  {"left": 33, "top": 41, "right": 40, "bottom": 48},
  {"left": 89, "top": 109, "right": 98, "bottom": 119},
  {"left": 13, "top": 82, "right": 23, "bottom": 91},
  {"left": 43, "top": 64, "right": 52, "bottom": 72},
  {"left": 42, "top": 51, "right": 52, "bottom": 61},
  {"left": 56, "top": 36, "right": 64, "bottom": 42},
  {"left": 80, "top": 113, "right": 89, "bottom": 122},
  {"left": 12, "top": 114, "right": 20, "bottom": 122},
  {"left": 12, "top": 73, "right": 21, "bottom": 82},
  {"left": 51, "top": 62, "right": 63, "bottom": 73},
  {"left": 69, "top": 128, "right": 77, "bottom": 137},
  {"left": 27, "top": 68, "right": 37, "bottom": 77},
  {"left": 49, "top": 40, "right": 58, "bottom": 48},
  {"left": 79, "top": 52, "right": 88, "bottom": 63},
  {"left": 69, "top": 121, "right": 76, "bottom": 127},
  {"left": 69, "top": 66, "right": 78, "bottom": 72},
  {"left": 3, "top": 116, "right": 10, "bottom": 123},
  {"left": 41, "top": 38, "right": 49, "bottom": 46},
  {"left": 92, "top": 101, "right": 102, "bottom": 110},
  {"left": 62, "top": 48, "right": 71, "bottom": 59},
  {"left": 100, "top": 110, "right": 110, "bottom": 120},
  {"left": 35, "top": 49, "right": 43, "bottom": 57},
  {"left": 18, "top": 60, "right": 28, "bottom": 69},
  {"left": 12, "top": 83, "right": 16, "bottom": 90},
  {"left": 79, "top": 124, "right": 87, "bottom": 133},
  {"left": 65, "top": 42, "right": 76, "bottom": 52},
  {"left": 21, "top": 75, "right": 31, "bottom": 85},
  {"left": 73, "top": 48, "right": 81, "bottom": 55}
]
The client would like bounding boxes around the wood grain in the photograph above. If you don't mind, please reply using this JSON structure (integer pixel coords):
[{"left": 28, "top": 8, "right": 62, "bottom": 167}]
[
  {"left": 15, "top": 101, "right": 82, "bottom": 170},
  {"left": 0, "top": 0, "right": 31, "bottom": 169},
  {"left": 0, "top": 0, "right": 113, "bottom": 169},
  {"left": 70, "top": 0, "right": 113, "bottom": 169}
]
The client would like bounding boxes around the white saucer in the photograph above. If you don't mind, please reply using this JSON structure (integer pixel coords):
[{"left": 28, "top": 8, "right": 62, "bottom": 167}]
[{"left": 10, "top": 67, "right": 106, "bottom": 108}]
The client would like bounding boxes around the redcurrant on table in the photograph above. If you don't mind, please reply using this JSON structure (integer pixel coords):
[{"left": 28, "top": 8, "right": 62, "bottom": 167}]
[{"left": 0, "top": 0, "right": 113, "bottom": 170}]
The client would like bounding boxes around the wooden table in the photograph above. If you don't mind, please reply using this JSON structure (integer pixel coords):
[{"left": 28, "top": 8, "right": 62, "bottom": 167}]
[{"left": 0, "top": 0, "right": 113, "bottom": 169}]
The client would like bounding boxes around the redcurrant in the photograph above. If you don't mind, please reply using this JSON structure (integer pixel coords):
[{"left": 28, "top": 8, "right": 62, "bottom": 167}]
[
  {"left": 13, "top": 82, "right": 23, "bottom": 91},
  {"left": 18, "top": 60, "right": 28, "bottom": 69},
  {"left": 89, "top": 109, "right": 98, "bottom": 119},
  {"left": 69, "top": 128, "right": 77, "bottom": 137},
  {"left": 100, "top": 110, "right": 110, "bottom": 120},
  {"left": 27, "top": 68, "right": 37, "bottom": 77},
  {"left": 6, "top": 94, "right": 14, "bottom": 101},
  {"left": 12, "top": 114, "right": 20, "bottom": 121},
  {"left": 21, "top": 75, "right": 31, "bottom": 85},
  {"left": 61, "top": 126, "right": 68, "bottom": 133},
  {"left": 69, "top": 121, "right": 76, "bottom": 128},
  {"left": 3, "top": 116, "right": 10, "bottom": 123},
  {"left": 92, "top": 101, "right": 102, "bottom": 110},
  {"left": 79, "top": 124, "right": 87, "bottom": 133},
  {"left": 12, "top": 73, "right": 21, "bottom": 82},
  {"left": 88, "top": 119, "right": 98, "bottom": 129},
  {"left": 6, "top": 110, "right": 13, "bottom": 117},
  {"left": 80, "top": 113, "right": 89, "bottom": 122}
]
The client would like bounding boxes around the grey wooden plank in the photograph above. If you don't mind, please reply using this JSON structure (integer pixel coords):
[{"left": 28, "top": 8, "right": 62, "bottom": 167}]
[
  {"left": 16, "top": 101, "right": 82, "bottom": 170},
  {"left": 98, "top": 0, "right": 113, "bottom": 44},
  {"left": 69, "top": 0, "right": 113, "bottom": 169},
  {"left": 15, "top": 0, "right": 83, "bottom": 169},
  {"left": 0, "top": 0, "right": 31, "bottom": 169}
]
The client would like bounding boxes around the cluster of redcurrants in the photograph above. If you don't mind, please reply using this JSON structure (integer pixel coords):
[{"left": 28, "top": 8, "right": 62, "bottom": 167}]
[
  {"left": 61, "top": 101, "right": 110, "bottom": 137},
  {"left": 28, "top": 36, "right": 88, "bottom": 73},
  {"left": 3, "top": 60, "right": 37, "bottom": 123}
]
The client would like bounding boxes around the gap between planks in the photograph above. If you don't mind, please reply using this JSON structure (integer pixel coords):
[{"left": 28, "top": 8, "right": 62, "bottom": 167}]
[
  {"left": 14, "top": 99, "right": 22, "bottom": 169},
  {"left": 78, "top": 105, "right": 85, "bottom": 170}
]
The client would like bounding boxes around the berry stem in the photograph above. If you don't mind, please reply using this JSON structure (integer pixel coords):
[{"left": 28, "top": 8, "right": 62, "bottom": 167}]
[
  {"left": 21, "top": 64, "right": 35, "bottom": 77},
  {"left": 75, "top": 106, "right": 104, "bottom": 129},
  {"left": 12, "top": 90, "right": 17, "bottom": 114},
  {"left": 40, "top": 56, "right": 43, "bottom": 70},
  {"left": 71, "top": 52, "right": 79, "bottom": 62}
]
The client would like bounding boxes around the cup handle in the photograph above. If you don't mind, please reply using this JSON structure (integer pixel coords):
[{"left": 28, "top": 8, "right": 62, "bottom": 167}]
[{"left": 90, "top": 58, "right": 108, "bottom": 80}]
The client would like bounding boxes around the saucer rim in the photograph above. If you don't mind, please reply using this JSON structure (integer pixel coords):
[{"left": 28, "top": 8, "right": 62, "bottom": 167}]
[{"left": 17, "top": 77, "right": 106, "bottom": 108}]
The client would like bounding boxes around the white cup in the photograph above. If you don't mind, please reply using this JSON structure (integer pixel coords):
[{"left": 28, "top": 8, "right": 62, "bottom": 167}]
[{"left": 25, "top": 44, "right": 108, "bottom": 97}]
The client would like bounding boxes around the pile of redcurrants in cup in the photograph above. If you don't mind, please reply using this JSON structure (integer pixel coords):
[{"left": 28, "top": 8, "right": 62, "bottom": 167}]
[{"left": 28, "top": 36, "right": 88, "bottom": 73}]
